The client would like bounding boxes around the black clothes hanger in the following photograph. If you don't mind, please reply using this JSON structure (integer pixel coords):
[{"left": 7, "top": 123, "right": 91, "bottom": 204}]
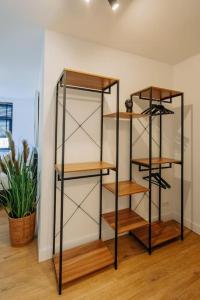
[
  {"left": 143, "top": 176, "right": 166, "bottom": 189},
  {"left": 143, "top": 173, "right": 166, "bottom": 189},
  {"left": 141, "top": 104, "right": 174, "bottom": 116},
  {"left": 143, "top": 172, "right": 171, "bottom": 189},
  {"left": 154, "top": 173, "right": 171, "bottom": 188},
  {"left": 142, "top": 104, "right": 170, "bottom": 115}
]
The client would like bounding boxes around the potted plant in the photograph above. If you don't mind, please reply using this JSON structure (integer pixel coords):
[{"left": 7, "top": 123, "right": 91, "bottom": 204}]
[{"left": 0, "top": 132, "right": 37, "bottom": 247}]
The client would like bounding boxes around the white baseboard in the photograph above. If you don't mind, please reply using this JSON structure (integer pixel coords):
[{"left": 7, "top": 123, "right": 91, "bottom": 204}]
[
  {"left": 39, "top": 232, "right": 97, "bottom": 262},
  {"left": 38, "top": 212, "right": 200, "bottom": 262},
  {"left": 38, "top": 212, "right": 174, "bottom": 262},
  {"left": 38, "top": 212, "right": 172, "bottom": 262},
  {"left": 38, "top": 228, "right": 116, "bottom": 262},
  {"left": 171, "top": 212, "right": 200, "bottom": 235}
]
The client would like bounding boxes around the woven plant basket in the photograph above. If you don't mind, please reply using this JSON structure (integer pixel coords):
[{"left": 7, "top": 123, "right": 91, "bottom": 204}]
[{"left": 8, "top": 212, "right": 35, "bottom": 247}]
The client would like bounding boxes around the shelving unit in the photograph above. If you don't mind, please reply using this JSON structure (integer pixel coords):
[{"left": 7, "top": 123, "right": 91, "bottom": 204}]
[
  {"left": 55, "top": 161, "right": 115, "bottom": 174},
  {"left": 103, "top": 114, "right": 150, "bottom": 258},
  {"left": 103, "top": 208, "right": 148, "bottom": 234},
  {"left": 132, "top": 157, "right": 181, "bottom": 167},
  {"left": 104, "top": 112, "right": 147, "bottom": 119},
  {"left": 103, "top": 180, "right": 149, "bottom": 196},
  {"left": 52, "top": 73, "right": 184, "bottom": 294},
  {"left": 132, "top": 86, "right": 182, "bottom": 101},
  {"left": 53, "top": 69, "right": 119, "bottom": 294},
  {"left": 130, "top": 86, "right": 184, "bottom": 252},
  {"left": 133, "top": 220, "right": 181, "bottom": 248},
  {"left": 53, "top": 240, "right": 114, "bottom": 286}
]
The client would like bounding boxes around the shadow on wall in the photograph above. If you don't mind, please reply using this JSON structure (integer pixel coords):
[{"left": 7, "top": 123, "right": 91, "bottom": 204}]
[
  {"left": 172, "top": 176, "right": 193, "bottom": 228},
  {"left": 172, "top": 103, "right": 193, "bottom": 230},
  {"left": 172, "top": 104, "right": 191, "bottom": 154}
]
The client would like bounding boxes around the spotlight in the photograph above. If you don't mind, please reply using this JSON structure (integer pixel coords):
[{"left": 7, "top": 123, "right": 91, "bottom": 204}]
[{"left": 108, "top": 0, "right": 119, "bottom": 10}]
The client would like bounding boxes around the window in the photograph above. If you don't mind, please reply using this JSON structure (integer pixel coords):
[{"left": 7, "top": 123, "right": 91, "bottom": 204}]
[{"left": 0, "top": 103, "right": 13, "bottom": 151}]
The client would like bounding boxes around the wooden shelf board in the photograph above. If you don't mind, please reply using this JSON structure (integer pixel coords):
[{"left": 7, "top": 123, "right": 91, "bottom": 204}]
[
  {"left": 103, "top": 180, "right": 149, "bottom": 196},
  {"left": 132, "top": 220, "right": 181, "bottom": 248},
  {"left": 103, "top": 208, "right": 148, "bottom": 234},
  {"left": 55, "top": 161, "right": 115, "bottom": 174},
  {"left": 132, "top": 157, "right": 181, "bottom": 166},
  {"left": 104, "top": 112, "right": 147, "bottom": 119},
  {"left": 53, "top": 240, "right": 113, "bottom": 285},
  {"left": 131, "top": 86, "right": 182, "bottom": 101},
  {"left": 60, "top": 69, "right": 118, "bottom": 91}
]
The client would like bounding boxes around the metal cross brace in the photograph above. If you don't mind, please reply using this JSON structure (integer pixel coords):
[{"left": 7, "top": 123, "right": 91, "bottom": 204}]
[
  {"left": 57, "top": 101, "right": 101, "bottom": 150},
  {"left": 55, "top": 181, "right": 99, "bottom": 238},
  {"left": 133, "top": 192, "right": 159, "bottom": 212},
  {"left": 56, "top": 185, "right": 99, "bottom": 227},
  {"left": 132, "top": 117, "right": 159, "bottom": 148}
]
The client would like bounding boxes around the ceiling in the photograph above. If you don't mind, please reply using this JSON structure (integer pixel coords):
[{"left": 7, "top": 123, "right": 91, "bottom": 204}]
[
  {"left": 2, "top": 0, "right": 200, "bottom": 64},
  {"left": 1, "top": 0, "right": 200, "bottom": 97}
]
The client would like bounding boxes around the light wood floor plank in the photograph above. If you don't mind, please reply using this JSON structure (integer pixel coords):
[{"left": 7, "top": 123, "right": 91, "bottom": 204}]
[{"left": 0, "top": 209, "right": 200, "bottom": 300}]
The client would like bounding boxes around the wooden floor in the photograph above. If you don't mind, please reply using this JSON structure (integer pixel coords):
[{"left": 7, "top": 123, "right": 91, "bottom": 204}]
[{"left": 1, "top": 210, "right": 200, "bottom": 300}]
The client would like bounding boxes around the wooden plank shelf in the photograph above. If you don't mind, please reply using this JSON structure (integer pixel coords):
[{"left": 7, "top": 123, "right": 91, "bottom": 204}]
[
  {"left": 60, "top": 69, "right": 118, "bottom": 91},
  {"left": 132, "top": 220, "right": 181, "bottom": 248},
  {"left": 53, "top": 240, "right": 113, "bottom": 286},
  {"left": 131, "top": 86, "right": 182, "bottom": 101},
  {"left": 104, "top": 112, "right": 147, "bottom": 119},
  {"left": 103, "top": 208, "right": 148, "bottom": 234},
  {"left": 103, "top": 180, "right": 149, "bottom": 197},
  {"left": 132, "top": 157, "right": 181, "bottom": 167},
  {"left": 55, "top": 161, "right": 115, "bottom": 174}
]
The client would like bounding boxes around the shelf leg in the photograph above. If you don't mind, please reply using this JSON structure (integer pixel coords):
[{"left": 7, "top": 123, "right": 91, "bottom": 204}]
[
  {"left": 129, "top": 96, "right": 133, "bottom": 235},
  {"left": 53, "top": 83, "right": 59, "bottom": 256},
  {"left": 159, "top": 99, "right": 162, "bottom": 222},
  {"left": 58, "top": 78, "right": 67, "bottom": 295},
  {"left": 99, "top": 89, "right": 104, "bottom": 240},
  {"left": 148, "top": 88, "right": 152, "bottom": 255},
  {"left": 181, "top": 93, "right": 184, "bottom": 240},
  {"left": 115, "top": 81, "right": 119, "bottom": 269},
  {"left": 129, "top": 102, "right": 133, "bottom": 210}
]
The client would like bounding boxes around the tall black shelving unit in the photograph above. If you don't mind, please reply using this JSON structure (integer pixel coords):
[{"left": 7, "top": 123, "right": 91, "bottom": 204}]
[
  {"left": 130, "top": 86, "right": 184, "bottom": 253},
  {"left": 52, "top": 75, "right": 184, "bottom": 294},
  {"left": 52, "top": 69, "right": 119, "bottom": 295}
]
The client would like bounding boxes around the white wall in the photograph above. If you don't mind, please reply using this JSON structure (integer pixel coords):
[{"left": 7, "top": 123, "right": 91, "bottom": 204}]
[
  {"left": 38, "top": 30, "right": 174, "bottom": 261},
  {"left": 0, "top": 98, "right": 35, "bottom": 148},
  {"left": 0, "top": 16, "right": 43, "bottom": 100},
  {"left": 0, "top": 15, "right": 44, "bottom": 151},
  {"left": 173, "top": 54, "right": 200, "bottom": 234}
]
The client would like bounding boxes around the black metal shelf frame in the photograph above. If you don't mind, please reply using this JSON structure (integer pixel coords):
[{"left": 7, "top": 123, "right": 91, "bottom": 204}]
[
  {"left": 52, "top": 71, "right": 120, "bottom": 295},
  {"left": 130, "top": 88, "right": 184, "bottom": 253}
]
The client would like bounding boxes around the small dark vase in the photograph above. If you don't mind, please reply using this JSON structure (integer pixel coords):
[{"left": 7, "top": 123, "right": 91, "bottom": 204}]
[{"left": 125, "top": 99, "right": 133, "bottom": 112}]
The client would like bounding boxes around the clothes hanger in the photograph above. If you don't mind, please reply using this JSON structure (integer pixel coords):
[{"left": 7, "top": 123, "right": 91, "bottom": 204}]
[
  {"left": 143, "top": 172, "right": 170, "bottom": 189},
  {"left": 143, "top": 173, "right": 166, "bottom": 189},
  {"left": 154, "top": 173, "right": 171, "bottom": 188},
  {"left": 141, "top": 104, "right": 174, "bottom": 116},
  {"left": 143, "top": 176, "right": 167, "bottom": 189}
]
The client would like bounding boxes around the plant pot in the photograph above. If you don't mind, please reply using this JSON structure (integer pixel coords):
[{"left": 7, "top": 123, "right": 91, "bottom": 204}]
[{"left": 8, "top": 212, "right": 36, "bottom": 247}]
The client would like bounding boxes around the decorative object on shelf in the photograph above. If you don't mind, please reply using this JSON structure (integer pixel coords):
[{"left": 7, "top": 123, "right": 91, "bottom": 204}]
[
  {"left": 0, "top": 132, "right": 37, "bottom": 247},
  {"left": 141, "top": 104, "right": 174, "bottom": 116},
  {"left": 125, "top": 98, "right": 133, "bottom": 112},
  {"left": 143, "top": 173, "right": 171, "bottom": 189}
]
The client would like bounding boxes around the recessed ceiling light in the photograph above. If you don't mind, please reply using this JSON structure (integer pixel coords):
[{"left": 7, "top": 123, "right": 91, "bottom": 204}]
[
  {"left": 85, "top": 0, "right": 90, "bottom": 3},
  {"left": 108, "top": 0, "right": 120, "bottom": 11}
]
